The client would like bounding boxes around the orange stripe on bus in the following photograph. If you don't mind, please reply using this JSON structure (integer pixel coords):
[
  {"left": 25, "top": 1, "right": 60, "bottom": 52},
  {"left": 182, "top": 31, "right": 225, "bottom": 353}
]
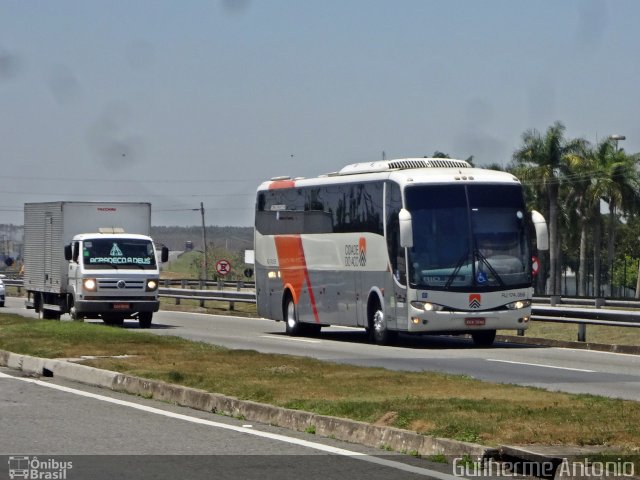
[{"left": 274, "top": 235, "right": 320, "bottom": 324}]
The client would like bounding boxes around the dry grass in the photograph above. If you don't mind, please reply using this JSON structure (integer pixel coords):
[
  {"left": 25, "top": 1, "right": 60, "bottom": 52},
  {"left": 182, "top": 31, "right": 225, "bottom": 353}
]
[
  {"left": 501, "top": 321, "right": 640, "bottom": 346},
  {"left": 1, "top": 313, "right": 639, "bottom": 454}
]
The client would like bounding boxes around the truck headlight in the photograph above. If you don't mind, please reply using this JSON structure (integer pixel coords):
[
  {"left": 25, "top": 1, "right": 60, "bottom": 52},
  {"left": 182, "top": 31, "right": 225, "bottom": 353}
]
[
  {"left": 83, "top": 278, "right": 97, "bottom": 291},
  {"left": 410, "top": 301, "right": 444, "bottom": 312},
  {"left": 146, "top": 280, "right": 158, "bottom": 292},
  {"left": 505, "top": 300, "right": 531, "bottom": 310}
]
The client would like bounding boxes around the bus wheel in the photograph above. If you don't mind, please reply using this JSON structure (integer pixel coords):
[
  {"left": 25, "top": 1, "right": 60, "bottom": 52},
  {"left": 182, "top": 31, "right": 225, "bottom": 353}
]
[
  {"left": 284, "top": 296, "right": 301, "bottom": 336},
  {"left": 471, "top": 330, "right": 496, "bottom": 347},
  {"left": 369, "top": 304, "right": 396, "bottom": 345}
]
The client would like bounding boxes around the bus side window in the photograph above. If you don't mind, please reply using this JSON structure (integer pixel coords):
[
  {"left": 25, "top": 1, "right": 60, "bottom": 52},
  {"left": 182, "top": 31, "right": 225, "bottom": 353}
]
[{"left": 386, "top": 183, "right": 406, "bottom": 285}]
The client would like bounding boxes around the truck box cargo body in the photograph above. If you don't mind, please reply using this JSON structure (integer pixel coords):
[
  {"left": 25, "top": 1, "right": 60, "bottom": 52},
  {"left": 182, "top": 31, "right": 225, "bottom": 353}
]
[{"left": 24, "top": 201, "right": 167, "bottom": 327}]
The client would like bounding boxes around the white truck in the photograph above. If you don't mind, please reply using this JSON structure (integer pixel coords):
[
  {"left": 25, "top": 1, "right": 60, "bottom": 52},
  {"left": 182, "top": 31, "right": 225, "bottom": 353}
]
[{"left": 23, "top": 201, "right": 168, "bottom": 328}]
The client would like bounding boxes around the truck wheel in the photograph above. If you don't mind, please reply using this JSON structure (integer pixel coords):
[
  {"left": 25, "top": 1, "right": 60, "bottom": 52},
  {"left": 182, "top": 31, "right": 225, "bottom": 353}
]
[
  {"left": 471, "top": 330, "right": 496, "bottom": 347},
  {"left": 138, "top": 312, "right": 153, "bottom": 329},
  {"left": 69, "top": 306, "right": 83, "bottom": 322},
  {"left": 37, "top": 305, "right": 60, "bottom": 321}
]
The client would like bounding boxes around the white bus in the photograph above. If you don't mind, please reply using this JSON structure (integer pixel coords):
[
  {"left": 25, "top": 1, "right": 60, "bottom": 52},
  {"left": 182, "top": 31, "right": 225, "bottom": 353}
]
[{"left": 255, "top": 158, "right": 548, "bottom": 346}]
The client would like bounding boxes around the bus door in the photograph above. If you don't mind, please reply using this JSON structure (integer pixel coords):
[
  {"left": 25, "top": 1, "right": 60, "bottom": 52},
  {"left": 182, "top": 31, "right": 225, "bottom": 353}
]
[{"left": 384, "top": 182, "right": 407, "bottom": 331}]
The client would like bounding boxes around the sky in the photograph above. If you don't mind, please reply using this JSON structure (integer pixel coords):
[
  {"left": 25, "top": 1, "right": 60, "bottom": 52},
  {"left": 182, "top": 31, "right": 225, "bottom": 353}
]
[{"left": 1, "top": 0, "right": 639, "bottom": 227}]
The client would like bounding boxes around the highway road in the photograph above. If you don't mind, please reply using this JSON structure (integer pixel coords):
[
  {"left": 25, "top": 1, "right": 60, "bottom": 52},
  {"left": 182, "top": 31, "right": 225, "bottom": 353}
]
[
  {"left": 0, "top": 366, "right": 465, "bottom": 480},
  {"left": 3, "top": 296, "right": 640, "bottom": 401}
]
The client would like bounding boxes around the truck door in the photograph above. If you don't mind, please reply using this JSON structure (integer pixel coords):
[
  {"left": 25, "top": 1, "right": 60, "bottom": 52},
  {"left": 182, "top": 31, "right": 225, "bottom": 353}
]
[{"left": 68, "top": 241, "right": 80, "bottom": 293}]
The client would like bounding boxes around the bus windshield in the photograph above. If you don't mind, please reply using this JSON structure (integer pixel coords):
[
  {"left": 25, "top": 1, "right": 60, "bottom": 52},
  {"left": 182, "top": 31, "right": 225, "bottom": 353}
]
[
  {"left": 82, "top": 238, "right": 157, "bottom": 270},
  {"left": 405, "top": 183, "right": 531, "bottom": 290}
]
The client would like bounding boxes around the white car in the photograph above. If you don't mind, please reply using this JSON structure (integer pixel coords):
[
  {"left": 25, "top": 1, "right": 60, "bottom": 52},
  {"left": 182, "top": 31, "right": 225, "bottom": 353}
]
[{"left": 0, "top": 276, "right": 5, "bottom": 307}]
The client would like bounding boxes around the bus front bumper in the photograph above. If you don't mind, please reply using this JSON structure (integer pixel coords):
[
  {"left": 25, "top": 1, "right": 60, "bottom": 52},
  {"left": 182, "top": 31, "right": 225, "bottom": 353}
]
[{"left": 406, "top": 308, "right": 531, "bottom": 333}]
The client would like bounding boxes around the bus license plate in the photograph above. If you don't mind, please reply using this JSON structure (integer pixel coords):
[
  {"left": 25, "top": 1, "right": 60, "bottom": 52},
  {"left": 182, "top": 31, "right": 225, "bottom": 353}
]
[
  {"left": 465, "top": 318, "right": 485, "bottom": 326},
  {"left": 113, "top": 303, "right": 130, "bottom": 310}
]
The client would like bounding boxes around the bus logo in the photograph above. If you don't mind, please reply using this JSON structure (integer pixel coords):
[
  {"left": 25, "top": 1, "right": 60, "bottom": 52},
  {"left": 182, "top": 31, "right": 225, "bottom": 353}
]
[
  {"left": 345, "top": 238, "right": 367, "bottom": 267},
  {"left": 469, "top": 294, "right": 481, "bottom": 309}
]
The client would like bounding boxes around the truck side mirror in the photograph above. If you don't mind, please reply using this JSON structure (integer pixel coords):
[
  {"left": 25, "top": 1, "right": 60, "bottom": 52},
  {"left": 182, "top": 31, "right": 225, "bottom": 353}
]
[
  {"left": 64, "top": 244, "right": 73, "bottom": 261},
  {"left": 161, "top": 246, "right": 169, "bottom": 263},
  {"left": 531, "top": 210, "right": 549, "bottom": 251},
  {"left": 399, "top": 209, "right": 413, "bottom": 248}
]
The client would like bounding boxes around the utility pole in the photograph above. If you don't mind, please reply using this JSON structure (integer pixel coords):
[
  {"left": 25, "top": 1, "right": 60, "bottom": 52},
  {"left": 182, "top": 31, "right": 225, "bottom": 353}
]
[{"left": 200, "top": 202, "right": 208, "bottom": 282}]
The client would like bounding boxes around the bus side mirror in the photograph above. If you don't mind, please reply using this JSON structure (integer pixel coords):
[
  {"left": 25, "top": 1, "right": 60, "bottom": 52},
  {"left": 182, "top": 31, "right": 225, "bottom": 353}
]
[
  {"left": 531, "top": 210, "right": 549, "bottom": 251},
  {"left": 64, "top": 244, "right": 73, "bottom": 261},
  {"left": 161, "top": 246, "right": 169, "bottom": 263},
  {"left": 399, "top": 209, "right": 413, "bottom": 248}
]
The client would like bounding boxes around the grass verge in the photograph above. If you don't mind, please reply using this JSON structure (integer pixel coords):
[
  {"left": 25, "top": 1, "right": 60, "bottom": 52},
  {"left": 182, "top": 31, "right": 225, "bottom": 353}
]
[
  {"left": 500, "top": 322, "right": 640, "bottom": 346},
  {"left": 1, "top": 313, "right": 639, "bottom": 455}
]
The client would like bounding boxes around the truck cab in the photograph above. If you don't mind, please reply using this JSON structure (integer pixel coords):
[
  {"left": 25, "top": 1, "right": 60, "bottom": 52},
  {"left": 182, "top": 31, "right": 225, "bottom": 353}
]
[{"left": 64, "top": 231, "right": 169, "bottom": 327}]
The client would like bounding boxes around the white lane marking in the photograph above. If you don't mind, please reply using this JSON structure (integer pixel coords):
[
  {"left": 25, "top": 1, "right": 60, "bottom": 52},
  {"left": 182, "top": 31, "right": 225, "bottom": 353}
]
[
  {"left": 259, "top": 335, "right": 321, "bottom": 344},
  {"left": 0, "top": 372, "right": 463, "bottom": 479},
  {"left": 486, "top": 359, "right": 596, "bottom": 373},
  {"left": 561, "top": 348, "right": 640, "bottom": 359}
]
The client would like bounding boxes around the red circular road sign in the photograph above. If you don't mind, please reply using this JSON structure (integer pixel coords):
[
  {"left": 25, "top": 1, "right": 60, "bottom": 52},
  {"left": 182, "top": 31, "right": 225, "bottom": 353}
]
[
  {"left": 215, "top": 259, "right": 231, "bottom": 276},
  {"left": 531, "top": 256, "right": 540, "bottom": 276}
]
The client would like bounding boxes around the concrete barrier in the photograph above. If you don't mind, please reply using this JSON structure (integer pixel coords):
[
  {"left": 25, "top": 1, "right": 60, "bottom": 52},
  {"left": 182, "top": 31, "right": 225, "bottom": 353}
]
[{"left": 0, "top": 349, "right": 494, "bottom": 458}]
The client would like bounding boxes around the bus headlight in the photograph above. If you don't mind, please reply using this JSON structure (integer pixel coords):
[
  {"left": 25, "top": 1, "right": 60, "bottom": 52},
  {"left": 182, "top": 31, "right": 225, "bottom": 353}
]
[
  {"left": 83, "top": 278, "right": 97, "bottom": 292},
  {"left": 410, "top": 301, "right": 444, "bottom": 312},
  {"left": 146, "top": 280, "right": 158, "bottom": 292},
  {"left": 505, "top": 300, "right": 531, "bottom": 310}
]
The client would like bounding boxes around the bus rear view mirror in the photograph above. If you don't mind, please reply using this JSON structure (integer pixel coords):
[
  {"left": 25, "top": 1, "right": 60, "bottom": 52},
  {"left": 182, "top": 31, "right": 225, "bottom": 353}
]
[
  {"left": 399, "top": 209, "right": 413, "bottom": 248},
  {"left": 531, "top": 210, "right": 548, "bottom": 251}
]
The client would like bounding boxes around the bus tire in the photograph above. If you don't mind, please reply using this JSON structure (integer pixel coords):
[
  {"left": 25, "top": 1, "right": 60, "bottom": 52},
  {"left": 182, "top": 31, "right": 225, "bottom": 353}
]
[
  {"left": 284, "top": 296, "right": 301, "bottom": 336},
  {"left": 471, "top": 330, "right": 496, "bottom": 347},
  {"left": 368, "top": 301, "right": 396, "bottom": 345}
]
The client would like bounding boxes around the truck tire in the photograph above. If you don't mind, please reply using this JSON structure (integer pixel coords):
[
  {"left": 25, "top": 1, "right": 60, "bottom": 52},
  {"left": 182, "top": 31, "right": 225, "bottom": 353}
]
[
  {"left": 138, "top": 312, "right": 153, "bottom": 329},
  {"left": 69, "top": 306, "right": 83, "bottom": 322}
]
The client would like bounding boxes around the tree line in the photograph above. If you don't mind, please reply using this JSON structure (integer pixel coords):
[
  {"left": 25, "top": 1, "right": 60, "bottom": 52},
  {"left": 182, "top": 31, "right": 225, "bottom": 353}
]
[{"left": 505, "top": 121, "right": 640, "bottom": 298}]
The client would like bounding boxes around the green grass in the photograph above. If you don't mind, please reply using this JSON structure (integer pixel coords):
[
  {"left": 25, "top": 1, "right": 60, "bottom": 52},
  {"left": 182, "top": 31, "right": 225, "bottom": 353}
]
[
  {"left": 501, "top": 321, "right": 640, "bottom": 346},
  {"left": 162, "top": 251, "right": 201, "bottom": 278},
  {"left": 1, "top": 313, "right": 639, "bottom": 454}
]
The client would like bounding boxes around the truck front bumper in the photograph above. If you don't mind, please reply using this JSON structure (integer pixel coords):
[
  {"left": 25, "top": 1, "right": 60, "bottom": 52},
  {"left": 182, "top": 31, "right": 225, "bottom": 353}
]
[{"left": 74, "top": 299, "right": 160, "bottom": 315}]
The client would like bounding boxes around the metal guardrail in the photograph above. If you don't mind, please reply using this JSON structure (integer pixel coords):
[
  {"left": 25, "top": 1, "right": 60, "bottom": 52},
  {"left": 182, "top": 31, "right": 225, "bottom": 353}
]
[
  {"left": 158, "top": 287, "right": 255, "bottom": 311},
  {"left": 161, "top": 279, "right": 255, "bottom": 290},
  {"left": 533, "top": 295, "right": 640, "bottom": 309},
  {"left": 4, "top": 279, "right": 639, "bottom": 342}
]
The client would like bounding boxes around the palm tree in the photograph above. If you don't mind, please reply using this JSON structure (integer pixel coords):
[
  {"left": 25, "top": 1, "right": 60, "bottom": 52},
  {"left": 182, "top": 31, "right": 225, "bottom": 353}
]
[
  {"left": 568, "top": 140, "right": 640, "bottom": 296},
  {"left": 594, "top": 141, "right": 640, "bottom": 296},
  {"left": 512, "top": 122, "right": 584, "bottom": 295},
  {"left": 564, "top": 143, "right": 599, "bottom": 296}
]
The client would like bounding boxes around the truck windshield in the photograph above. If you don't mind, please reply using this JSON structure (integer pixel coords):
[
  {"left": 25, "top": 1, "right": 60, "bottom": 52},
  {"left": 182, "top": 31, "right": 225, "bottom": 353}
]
[
  {"left": 82, "top": 238, "right": 157, "bottom": 270},
  {"left": 405, "top": 183, "right": 531, "bottom": 291}
]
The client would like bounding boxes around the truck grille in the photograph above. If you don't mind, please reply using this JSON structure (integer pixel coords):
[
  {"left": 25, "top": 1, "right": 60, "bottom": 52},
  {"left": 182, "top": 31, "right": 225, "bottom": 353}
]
[{"left": 97, "top": 279, "right": 145, "bottom": 291}]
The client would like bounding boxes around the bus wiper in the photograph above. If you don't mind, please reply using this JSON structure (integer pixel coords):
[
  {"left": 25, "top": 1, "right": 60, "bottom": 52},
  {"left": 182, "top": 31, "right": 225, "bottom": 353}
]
[
  {"left": 444, "top": 250, "right": 469, "bottom": 290},
  {"left": 475, "top": 249, "right": 506, "bottom": 288}
]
